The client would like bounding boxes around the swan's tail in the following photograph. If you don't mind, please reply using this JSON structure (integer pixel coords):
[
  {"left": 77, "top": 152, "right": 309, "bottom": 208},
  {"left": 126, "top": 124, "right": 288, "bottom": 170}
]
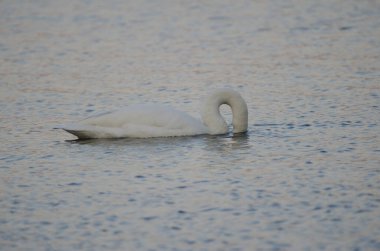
[{"left": 54, "top": 124, "right": 117, "bottom": 139}]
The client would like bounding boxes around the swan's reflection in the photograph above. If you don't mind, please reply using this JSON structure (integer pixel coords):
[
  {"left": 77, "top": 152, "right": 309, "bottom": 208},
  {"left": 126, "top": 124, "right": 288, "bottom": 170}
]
[
  {"left": 65, "top": 132, "right": 253, "bottom": 169},
  {"left": 204, "top": 132, "right": 250, "bottom": 149},
  {"left": 67, "top": 132, "right": 251, "bottom": 151}
]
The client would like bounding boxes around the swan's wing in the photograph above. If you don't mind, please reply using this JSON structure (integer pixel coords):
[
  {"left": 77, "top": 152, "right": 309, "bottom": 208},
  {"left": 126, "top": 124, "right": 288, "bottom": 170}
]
[
  {"left": 58, "top": 104, "right": 209, "bottom": 139},
  {"left": 59, "top": 122, "right": 207, "bottom": 139},
  {"left": 78, "top": 104, "right": 179, "bottom": 127}
]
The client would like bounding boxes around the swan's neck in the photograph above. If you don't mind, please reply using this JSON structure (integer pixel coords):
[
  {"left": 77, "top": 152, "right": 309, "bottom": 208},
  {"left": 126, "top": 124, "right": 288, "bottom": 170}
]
[{"left": 201, "top": 89, "right": 248, "bottom": 135}]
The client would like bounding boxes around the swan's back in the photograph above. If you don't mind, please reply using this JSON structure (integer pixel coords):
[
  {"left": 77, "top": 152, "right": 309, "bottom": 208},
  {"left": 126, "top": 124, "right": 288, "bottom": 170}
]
[{"left": 61, "top": 104, "right": 208, "bottom": 139}]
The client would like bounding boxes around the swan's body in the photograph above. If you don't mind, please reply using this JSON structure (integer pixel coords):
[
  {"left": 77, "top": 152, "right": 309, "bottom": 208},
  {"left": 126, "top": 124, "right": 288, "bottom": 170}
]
[{"left": 58, "top": 89, "right": 248, "bottom": 139}]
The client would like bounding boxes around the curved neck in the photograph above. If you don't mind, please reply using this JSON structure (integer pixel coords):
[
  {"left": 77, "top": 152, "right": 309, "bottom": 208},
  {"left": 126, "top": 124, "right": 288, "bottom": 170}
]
[{"left": 201, "top": 89, "right": 248, "bottom": 135}]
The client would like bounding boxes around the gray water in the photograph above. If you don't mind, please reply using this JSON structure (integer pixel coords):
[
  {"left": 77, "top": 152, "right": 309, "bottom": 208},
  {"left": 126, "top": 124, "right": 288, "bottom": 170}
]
[{"left": 1, "top": 0, "right": 379, "bottom": 250}]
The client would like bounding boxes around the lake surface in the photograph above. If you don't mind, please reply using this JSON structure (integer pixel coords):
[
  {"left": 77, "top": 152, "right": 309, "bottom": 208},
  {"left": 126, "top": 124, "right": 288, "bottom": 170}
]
[{"left": 0, "top": 0, "right": 379, "bottom": 250}]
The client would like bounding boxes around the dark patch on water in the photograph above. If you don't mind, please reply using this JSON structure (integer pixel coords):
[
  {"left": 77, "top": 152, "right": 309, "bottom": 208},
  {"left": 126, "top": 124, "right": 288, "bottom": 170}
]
[
  {"left": 339, "top": 26, "right": 353, "bottom": 31},
  {"left": 67, "top": 182, "right": 82, "bottom": 186},
  {"left": 142, "top": 216, "right": 158, "bottom": 221}
]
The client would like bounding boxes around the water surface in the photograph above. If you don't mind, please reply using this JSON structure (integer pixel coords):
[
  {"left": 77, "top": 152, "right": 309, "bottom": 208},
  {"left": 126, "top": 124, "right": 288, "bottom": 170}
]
[{"left": 0, "top": 0, "right": 379, "bottom": 250}]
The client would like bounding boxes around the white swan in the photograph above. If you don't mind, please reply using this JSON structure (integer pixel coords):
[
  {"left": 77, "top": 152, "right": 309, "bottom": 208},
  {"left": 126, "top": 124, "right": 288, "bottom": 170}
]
[{"left": 57, "top": 88, "right": 248, "bottom": 139}]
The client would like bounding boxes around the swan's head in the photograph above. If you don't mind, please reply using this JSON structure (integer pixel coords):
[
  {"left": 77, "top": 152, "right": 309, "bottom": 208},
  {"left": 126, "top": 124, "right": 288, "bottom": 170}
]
[{"left": 201, "top": 88, "right": 248, "bottom": 135}]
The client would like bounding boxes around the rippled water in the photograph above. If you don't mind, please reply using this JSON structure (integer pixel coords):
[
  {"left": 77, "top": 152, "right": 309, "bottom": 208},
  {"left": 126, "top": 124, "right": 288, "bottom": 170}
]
[{"left": 1, "top": 0, "right": 379, "bottom": 250}]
